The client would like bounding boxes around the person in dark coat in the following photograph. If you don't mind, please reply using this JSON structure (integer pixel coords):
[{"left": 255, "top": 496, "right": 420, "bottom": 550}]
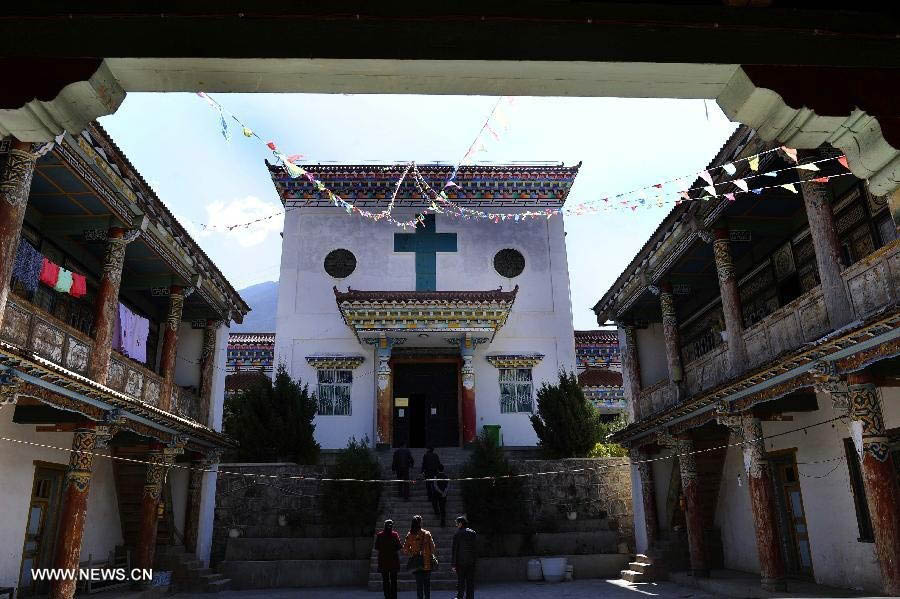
[
  {"left": 431, "top": 465, "right": 449, "bottom": 527},
  {"left": 421, "top": 446, "right": 442, "bottom": 502},
  {"left": 375, "top": 519, "right": 402, "bottom": 599},
  {"left": 392, "top": 443, "right": 414, "bottom": 500},
  {"left": 452, "top": 516, "right": 477, "bottom": 599}
]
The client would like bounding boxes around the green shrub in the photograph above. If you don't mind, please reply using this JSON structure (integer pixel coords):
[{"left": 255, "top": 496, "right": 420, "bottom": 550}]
[
  {"left": 460, "top": 431, "right": 527, "bottom": 534},
  {"left": 223, "top": 365, "right": 320, "bottom": 463},
  {"left": 589, "top": 414, "right": 628, "bottom": 457},
  {"left": 322, "top": 437, "right": 381, "bottom": 536},
  {"left": 530, "top": 371, "right": 603, "bottom": 458}
]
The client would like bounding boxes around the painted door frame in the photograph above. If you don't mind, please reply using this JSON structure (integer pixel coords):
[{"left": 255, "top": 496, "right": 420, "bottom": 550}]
[
  {"left": 18, "top": 460, "right": 67, "bottom": 594},
  {"left": 389, "top": 356, "right": 462, "bottom": 447}
]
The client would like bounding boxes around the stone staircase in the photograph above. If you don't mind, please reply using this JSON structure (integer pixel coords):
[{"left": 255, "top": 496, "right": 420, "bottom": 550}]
[
  {"left": 369, "top": 448, "right": 471, "bottom": 592},
  {"left": 157, "top": 545, "right": 232, "bottom": 593},
  {"left": 621, "top": 553, "right": 655, "bottom": 583}
]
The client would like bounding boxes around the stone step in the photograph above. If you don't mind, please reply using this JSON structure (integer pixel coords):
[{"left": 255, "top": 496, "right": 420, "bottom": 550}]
[
  {"left": 621, "top": 569, "right": 647, "bottom": 583},
  {"left": 628, "top": 562, "right": 652, "bottom": 574},
  {"left": 205, "top": 577, "right": 233, "bottom": 592}
]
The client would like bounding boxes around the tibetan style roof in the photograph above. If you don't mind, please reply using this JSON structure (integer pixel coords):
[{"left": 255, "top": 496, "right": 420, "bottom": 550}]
[
  {"left": 225, "top": 370, "right": 271, "bottom": 393},
  {"left": 575, "top": 329, "right": 618, "bottom": 344},
  {"left": 334, "top": 286, "right": 519, "bottom": 305},
  {"left": 269, "top": 162, "right": 581, "bottom": 208},
  {"left": 578, "top": 368, "right": 623, "bottom": 388}
]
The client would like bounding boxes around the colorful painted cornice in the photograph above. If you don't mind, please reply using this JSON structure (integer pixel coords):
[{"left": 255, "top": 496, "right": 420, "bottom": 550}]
[
  {"left": 334, "top": 287, "right": 518, "bottom": 340},
  {"left": 270, "top": 163, "right": 580, "bottom": 208},
  {"left": 485, "top": 353, "right": 544, "bottom": 368},
  {"left": 305, "top": 354, "right": 366, "bottom": 369}
]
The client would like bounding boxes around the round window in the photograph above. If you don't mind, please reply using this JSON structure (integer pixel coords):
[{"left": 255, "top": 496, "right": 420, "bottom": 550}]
[
  {"left": 324, "top": 249, "right": 357, "bottom": 278},
  {"left": 494, "top": 248, "right": 525, "bottom": 278}
]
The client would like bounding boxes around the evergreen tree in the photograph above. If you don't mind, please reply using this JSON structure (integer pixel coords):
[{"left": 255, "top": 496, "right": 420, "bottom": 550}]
[
  {"left": 322, "top": 437, "right": 381, "bottom": 536},
  {"left": 461, "top": 431, "right": 527, "bottom": 534},
  {"left": 530, "top": 370, "right": 603, "bottom": 458},
  {"left": 223, "top": 365, "right": 320, "bottom": 463}
]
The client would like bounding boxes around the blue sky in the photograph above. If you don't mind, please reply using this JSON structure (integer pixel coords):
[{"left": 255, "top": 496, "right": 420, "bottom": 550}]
[{"left": 99, "top": 93, "right": 737, "bottom": 329}]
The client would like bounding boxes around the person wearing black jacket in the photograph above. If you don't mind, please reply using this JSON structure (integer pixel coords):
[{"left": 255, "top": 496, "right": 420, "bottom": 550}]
[
  {"left": 452, "top": 516, "right": 477, "bottom": 599},
  {"left": 421, "top": 446, "right": 442, "bottom": 502},
  {"left": 432, "top": 465, "right": 449, "bottom": 527},
  {"left": 392, "top": 443, "right": 414, "bottom": 500}
]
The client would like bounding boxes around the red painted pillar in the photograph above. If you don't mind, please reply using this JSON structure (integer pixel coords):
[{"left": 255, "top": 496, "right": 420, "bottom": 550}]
[
  {"left": 184, "top": 453, "right": 205, "bottom": 554},
  {"left": 198, "top": 320, "right": 219, "bottom": 426},
  {"left": 88, "top": 227, "right": 128, "bottom": 384},
  {"left": 49, "top": 424, "right": 97, "bottom": 599},
  {"left": 375, "top": 339, "right": 393, "bottom": 449},
  {"left": 848, "top": 370, "right": 900, "bottom": 595},
  {"left": 159, "top": 285, "right": 184, "bottom": 412},
  {"left": 621, "top": 324, "right": 643, "bottom": 420},
  {"left": 742, "top": 416, "right": 787, "bottom": 591},
  {"left": 712, "top": 229, "right": 748, "bottom": 378},
  {"left": 135, "top": 445, "right": 170, "bottom": 573},
  {"left": 631, "top": 447, "right": 659, "bottom": 550},
  {"left": 800, "top": 179, "right": 854, "bottom": 329},
  {"left": 674, "top": 435, "right": 708, "bottom": 577},
  {"left": 461, "top": 337, "right": 477, "bottom": 445},
  {"left": 0, "top": 140, "right": 37, "bottom": 330}
]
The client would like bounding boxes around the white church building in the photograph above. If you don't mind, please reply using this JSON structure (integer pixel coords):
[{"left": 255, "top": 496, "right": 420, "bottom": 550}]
[{"left": 269, "top": 163, "right": 581, "bottom": 449}]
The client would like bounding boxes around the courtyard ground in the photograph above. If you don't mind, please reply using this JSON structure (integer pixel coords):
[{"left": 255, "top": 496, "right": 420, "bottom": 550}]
[{"left": 172, "top": 579, "right": 718, "bottom": 598}]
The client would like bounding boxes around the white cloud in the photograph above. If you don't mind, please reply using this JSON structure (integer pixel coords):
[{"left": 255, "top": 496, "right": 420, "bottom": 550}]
[{"left": 201, "top": 196, "right": 284, "bottom": 247}]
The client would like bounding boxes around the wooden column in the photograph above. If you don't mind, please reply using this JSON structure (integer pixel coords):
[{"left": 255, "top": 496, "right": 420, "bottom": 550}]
[
  {"left": 621, "top": 324, "right": 643, "bottom": 420},
  {"left": 375, "top": 337, "right": 393, "bottom": 449},
  {"left": 718, "top": 411, "right": 786, "bottom": 591},
  {"left": 135, "top": 445, "right": 171, "bottom": 573},
  {"left": 88, "top": 228, "right": 130, "bottom": 383},
  {"left": 159, "top": 285, "right": 184, "bottom": 413},
  {"left": 712, "top": 229, "right": 748, "bottom": 378},
  {"left": 659, "top": 283, "right": 684, "bottom": 386},
  {"left": 199, "top": 320, "right": 219, "bottom": 426},
  {"left": 460, "top": 334, "right": 477, "bottom": 445},
  {"left": 660, "top": 432, "right": 707, "bottom": 577},
  {"left": 630, "top": 447, "right": 659, "bottom": 550},
  {"left": 848, "top": 370, "right": 900, "bottom": 595},
  {"left": 0, "top": 141, "right": 37, "bottom": 330},
  {"left": 184, "top": 453, "right": 206, "bottom": 554},
  {"left": 800, "top": 180, "right": 854, "bottom": 329},
  {"left": 49, "top": 424, "right": 97, "bottom": 599}
]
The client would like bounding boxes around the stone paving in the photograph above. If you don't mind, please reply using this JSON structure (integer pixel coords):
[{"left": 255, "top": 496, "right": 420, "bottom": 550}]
[{"left": 172, "top": 579, "right": 719, "bottom": 598}]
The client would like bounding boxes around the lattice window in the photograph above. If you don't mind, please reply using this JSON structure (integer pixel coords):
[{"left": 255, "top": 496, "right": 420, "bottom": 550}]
[
  {"left": 317, "top": 369, "right": 352, "bottom": 416},
  {"left": 499, "top": 368, "right": 533, "bottom": 413}
]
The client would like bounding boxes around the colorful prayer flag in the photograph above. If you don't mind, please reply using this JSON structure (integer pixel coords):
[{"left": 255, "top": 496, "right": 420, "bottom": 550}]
[
  {"left": 838, "top": 155, "right": 849, "bottom": 169},
  {"left": 700, "top": 170, "right": 714, "bottom": 185},
  {"left": 723, "top": 163, "right": 737, "bottom": 176},
  {"left": 780, "top": 183, "right": 798, "bottom": 193},
  {"left": 734, "top": 179, "right": 749, "bottom": 192},
  {"left": 748, "top": 155, "right": 759, "bottom": 171},
  {"left": 781, "top": 146, "right": 798, "bottom": 163}
]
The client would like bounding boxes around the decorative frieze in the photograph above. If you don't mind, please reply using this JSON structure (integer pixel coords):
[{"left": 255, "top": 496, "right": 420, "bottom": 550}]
[
  {"left": 849, "top": 382, "right": 890, "bottom": 462},
  {"left": 305, "top": 354, "right": 366, "bottom": 370},
  {"left": 485, "top": 353, "right": 544, "bottom": 369}
]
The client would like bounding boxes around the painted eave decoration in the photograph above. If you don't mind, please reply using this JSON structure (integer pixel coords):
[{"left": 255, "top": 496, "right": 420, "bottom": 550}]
[
  {"left": 0, "top": 341, "right": 232, "bottom": 450},
  {"left": 305, "top": 354, "right": 366, "bottom": 370},
  {"left": 334, "top": 286, "right": 518, "bottom": 340},
  {"left": 485, "top": 353, "right": 545, "bottom": 369},
  {"left": 271, "top": 163, "right": 581, "bottom": 208}
]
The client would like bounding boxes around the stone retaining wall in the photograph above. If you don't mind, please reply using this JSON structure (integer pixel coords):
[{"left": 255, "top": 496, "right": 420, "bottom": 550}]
[{"left": 520, "top": 458, "right": 634, "bottom": 552}]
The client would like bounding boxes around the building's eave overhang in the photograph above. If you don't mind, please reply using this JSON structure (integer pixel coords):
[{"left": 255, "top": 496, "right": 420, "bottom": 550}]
[
  {"left": 613, "top": 307, "right": 900, "bottom": 447},
  {"left": 0, "top": 341, "right": 233, "bottom": 449}
]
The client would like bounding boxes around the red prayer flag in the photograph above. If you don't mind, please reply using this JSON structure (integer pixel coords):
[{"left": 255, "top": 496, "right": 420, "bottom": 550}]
[
  {"left": 838, "top": 156, "right": 849, "bottom": 169},
  {"left": 266, "top": 142, "right": 277, "bottom": 151}
]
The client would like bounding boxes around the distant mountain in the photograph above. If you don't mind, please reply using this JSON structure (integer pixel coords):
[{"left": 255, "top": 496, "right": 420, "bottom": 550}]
[{"left": 232, "top": 281, "right": 278, "bottom": 332}]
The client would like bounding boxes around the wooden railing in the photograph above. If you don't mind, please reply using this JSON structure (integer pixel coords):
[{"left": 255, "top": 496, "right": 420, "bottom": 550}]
[{"left": 1, "top": 296, "right": 206, "bottom": 425}]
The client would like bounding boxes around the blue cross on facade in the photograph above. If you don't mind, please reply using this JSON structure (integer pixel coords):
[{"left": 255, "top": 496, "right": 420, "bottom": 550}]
[{"left": 394, "top": 214, "right": 457, "bottom": 291}]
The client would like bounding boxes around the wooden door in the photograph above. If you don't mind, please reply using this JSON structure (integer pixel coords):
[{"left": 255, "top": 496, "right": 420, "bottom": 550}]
[
  {"left": 19, "top": 466, "right": 64, "bottom": 594},
  {"left": 770, "top": 453, "right": 813, "bottom": 578}
]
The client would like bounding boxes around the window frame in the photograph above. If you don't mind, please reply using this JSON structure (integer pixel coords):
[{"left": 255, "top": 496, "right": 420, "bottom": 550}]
[
  {"left": 316, "top": 368, "right": 353, "bottom": 416},
  {"left": 498, "top": 367, "right": 534, "bottom": 414}
]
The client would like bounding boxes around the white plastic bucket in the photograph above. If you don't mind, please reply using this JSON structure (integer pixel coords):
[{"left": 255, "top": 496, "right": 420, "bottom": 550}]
[
  {"left": 527, "top": 558, "right": 543, "bottom": 581},
  {"left": 540, "top": 557, "right": 567, "bottom": 583}
]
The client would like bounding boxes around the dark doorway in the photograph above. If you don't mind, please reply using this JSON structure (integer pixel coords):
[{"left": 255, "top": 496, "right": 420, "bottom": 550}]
[
  {"left": 393, "top": 362, "right": 459, "bottom": 448},
  {"left": 769, "top": 450, "right": 814, "bottom": 579}
]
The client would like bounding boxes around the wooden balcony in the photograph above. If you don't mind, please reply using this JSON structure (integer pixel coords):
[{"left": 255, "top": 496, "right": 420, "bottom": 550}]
[
  {"left": 638, "top": 379, "right": 678, "bottom": 417},
  {"left": 1, "top": 296, "right": 205, "bottom": 424}
]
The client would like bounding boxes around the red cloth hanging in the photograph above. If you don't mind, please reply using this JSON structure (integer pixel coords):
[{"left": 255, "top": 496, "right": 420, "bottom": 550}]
[
  {"left": 39, "top": 258, "right": 60, "bottom": 288},
  {"left": 70, "top": 272, "right": 87, "bottom": 298}
]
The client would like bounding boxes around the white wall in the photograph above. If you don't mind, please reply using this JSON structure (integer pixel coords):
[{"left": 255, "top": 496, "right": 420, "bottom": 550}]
[
  {"left": 636, "top": 323, "right": 668, "bottom": 388},
  {"left": 174, "top": 324, "right": 202, "bottom": 390},
  {"left": 713, "top": 386, "right": 900, "bottom": 593},
  {"left": 169, "top": 467, "right": 189, "bottom": 543},
  {"left": 275, "top": 208, "right": 576, "bottom": 448},
  {"left": 0, "top": 409, "right": 122, "bottom": 588}
]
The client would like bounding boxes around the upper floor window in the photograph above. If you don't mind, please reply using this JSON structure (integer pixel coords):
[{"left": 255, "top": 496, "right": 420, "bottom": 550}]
[
  {"left": 499, "top": 368, "right": 533, "bottom": 413},
  {"left": 317, "top": 369, "right": 352, "bottom": 416}
]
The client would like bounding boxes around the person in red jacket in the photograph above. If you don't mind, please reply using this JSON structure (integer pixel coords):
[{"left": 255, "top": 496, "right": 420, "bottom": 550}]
[{"left": 374, "top": 519, "right": 402, "bottom": 599}]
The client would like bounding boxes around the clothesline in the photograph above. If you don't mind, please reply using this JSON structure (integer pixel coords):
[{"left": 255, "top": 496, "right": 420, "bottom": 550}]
[{"left": 12, "top": 239, "right": 87, "bottom": 299}]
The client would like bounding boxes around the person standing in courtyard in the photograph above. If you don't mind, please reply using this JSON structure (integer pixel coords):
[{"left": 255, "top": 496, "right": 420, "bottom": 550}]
[
  {"left": 422, "top": 445, "right": 442, "bottom": 502},
  {"left": 452, "top": 516, "right": 477, "bottom": 599},
  {"left": 392, "top": 442, "right": 414, "bottom": 501},
  {"left": 403, "top": 515, "right": 436, "bottom": 599},
  {"left": 432, "top": 465, "right": 449, "bottom": 527},
  {"left": 374, "top": 519, "right": 402, "bottom": 599}
]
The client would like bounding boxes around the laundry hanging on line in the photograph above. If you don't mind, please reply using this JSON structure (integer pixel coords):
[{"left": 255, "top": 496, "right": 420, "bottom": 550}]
[{"left": 11, "top": 239, "right": 43, "bottom": 294}]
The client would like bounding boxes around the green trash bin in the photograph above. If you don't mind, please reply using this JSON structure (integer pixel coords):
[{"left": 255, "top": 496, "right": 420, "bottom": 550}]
[{"left": 483, "top": 425, "right": 502, "bottom": 447}]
